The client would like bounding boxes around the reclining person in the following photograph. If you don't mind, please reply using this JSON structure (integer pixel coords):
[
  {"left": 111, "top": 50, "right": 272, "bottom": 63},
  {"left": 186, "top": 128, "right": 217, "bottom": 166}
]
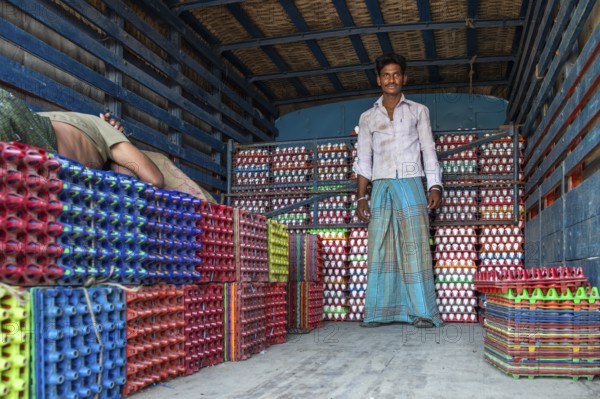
[{"left": 0, "top": 87, "right": 164, "bottom": 188}]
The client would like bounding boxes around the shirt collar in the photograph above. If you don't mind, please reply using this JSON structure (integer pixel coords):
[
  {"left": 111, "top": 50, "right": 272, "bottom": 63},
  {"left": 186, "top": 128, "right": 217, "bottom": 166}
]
[{"left": 374, "top": 93, "right": 408, "bottom": 109}]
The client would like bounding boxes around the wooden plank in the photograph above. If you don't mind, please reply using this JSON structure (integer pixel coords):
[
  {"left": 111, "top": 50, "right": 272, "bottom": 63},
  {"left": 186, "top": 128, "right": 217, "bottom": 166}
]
[
  {"left": 85, "top": 0, "right": 277, "bottom": 138},
  {"left": 7, "top": 0, "right": 255, "bottom": 146},
  {"left": 530, "top": 123, "right": 599, "bottom": 205},
  {"left": 524, "top": 23, "right": 600, "bottom": 157},
  {"left": 524, "top": 185, "right": 539, "bottom": 211},
  {"left": 524, "top": 40, "right": 600, "bottom": 175},
  {"left": 179, "top": 164, "right": 226, "bottom": 191},
  {"left": 0, "top": 54, "right": 226, "bottom": 180},
  {"left": 135, "top": 0, "right": 276, "bottom": 115},
  {"left": 517, "top": 0, "right": 596, "bottom": 130},
  {"left": 0, "top": 20, "right": 229, "bottom": 151},
  {"left": 525, "top": 89, "right": 600, "bottom": 194},
  {"left": 507, "top": 1, "right": 554, "bottom": 111}
]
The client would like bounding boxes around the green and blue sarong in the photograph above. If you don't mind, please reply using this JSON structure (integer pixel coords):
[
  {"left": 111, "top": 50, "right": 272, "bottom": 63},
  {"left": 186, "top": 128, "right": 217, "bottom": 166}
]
[
  {"left": 0, "top": 88, "right": 57, "bottom": 151},
  {"left": 364, "top": 177, "right": 442, "bottom": 326}
]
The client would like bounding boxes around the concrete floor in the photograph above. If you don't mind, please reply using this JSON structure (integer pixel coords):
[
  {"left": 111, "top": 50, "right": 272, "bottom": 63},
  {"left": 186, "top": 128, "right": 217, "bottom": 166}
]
[{"left": 136, "top": 322, "right": 599, "bottom": 399}]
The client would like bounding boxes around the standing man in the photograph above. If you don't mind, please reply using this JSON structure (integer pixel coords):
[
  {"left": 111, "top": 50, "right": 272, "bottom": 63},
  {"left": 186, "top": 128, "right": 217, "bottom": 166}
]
[{"left": 354, "top": 54, "right": 443, "bottom": 328}]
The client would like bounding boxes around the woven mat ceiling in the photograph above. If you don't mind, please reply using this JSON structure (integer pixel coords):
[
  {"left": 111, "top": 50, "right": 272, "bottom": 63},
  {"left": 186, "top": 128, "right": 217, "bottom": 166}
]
[{"left": 172, "top": 0, "right": 525, "bottom": 113}]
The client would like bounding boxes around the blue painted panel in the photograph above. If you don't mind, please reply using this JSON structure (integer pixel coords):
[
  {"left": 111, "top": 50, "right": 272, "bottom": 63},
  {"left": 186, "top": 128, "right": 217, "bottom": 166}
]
[
  {"left": 565, "top": 214, "right": 600, "bottom": 260},
  {"left": 564, "top": 259, "right": 600, "bottom": 289},
  {"left": 524, "top": 220, "right": 541, "bottom": 268},
  {"left": 563, "top": 169, "right": 600, "bottom": 227},
  {"left": 541, "top": 229, "right": 563, "bottom": 264},
  {"left": 275, "top": 93, "right": 507, "bottom": 140},
  {"left": 539, "top": 200, "right": 563, "bottom": 235}
]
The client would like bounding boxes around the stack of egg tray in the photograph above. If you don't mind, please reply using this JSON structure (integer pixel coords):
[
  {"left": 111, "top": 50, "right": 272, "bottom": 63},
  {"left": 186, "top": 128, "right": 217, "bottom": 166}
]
[
  {"left": 267, "top": 220, "right": 289, "bottom": 282},
  {"left": 269, "top": 191, "right": 310, "bottom": 228},
  {"left": 319, "top": 229, "right": 350, "bottom": 321},
  {"left": 314, "top": 188, "right": 352, "bottom": 226},
  {"left": 234, "top": 209, "right": 268, "bottom": 282},
  {"left": 347, "top": 228, "right": 368, "bottom": 321},
  {"left": 288, "top": 233, "right": 324, "bottom": 282},
  {"left": 183, "top": 284, "right": 224, "bottom": 375},
  {"left": 287, "top": 281, "right": 324, "bottom": 332},
  {"left": 474, "top": 267, "right": 588, "bottom": 294},
  {"left": 435, "top": 189, "right": 478, "bottom": 223},
  {"left": 196, "top": 202, "right": 235, "bottom": 282},
  {"left": 316, "top": 143, "right": 351, "bottom": 182},
  {"left": 437, "top": 133, "right": 478, "bottom": 176},
  {"left": 56, "top": 154, "right": 149, "bottom": 285},
  {"left": 58, "top": 153, "right": 204, "bottom": 285},
  {"left": 31, "top": 286, "right": 126, "bottom": 398},
  {"left": 478, "top": 135, "right": 525, "bottom": 222},
  {"left": 142, "top": 187, "right": 203, "bottom": 284},
  {"left": 483, "top": 286, "right": 600, "bottom": 380},
  {"left": 265, "top": 283, "right": 287, "bottom": 345},
  {"left": 271, "top": 145, "right": 312, "bottom": 186},
  {"left": 1, "top": 142, "right": 64, "bottom": 285},
  {"left": 0, "top": 285, "right": 30, "bottom": 398},
  {"left": 124, "top": 285, "right": 185, "bottom": 396},
  {"left": 433, "top": 226, "right": 478, "bottom": 323},
  {"left": 231, "top": 148, "right": 269, "bottom": 198},
  {"left": 478, "top": 223, "right": 525, "bottom": 272},
  {"left": 224, "top": 283, "right": 268, "bottom": 361}
]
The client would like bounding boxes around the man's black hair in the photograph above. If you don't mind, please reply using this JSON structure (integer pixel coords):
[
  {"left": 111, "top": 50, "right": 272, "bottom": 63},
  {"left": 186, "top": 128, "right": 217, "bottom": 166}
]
[{"left": 375, "top": 53, "right": 407, "bottom": 75}]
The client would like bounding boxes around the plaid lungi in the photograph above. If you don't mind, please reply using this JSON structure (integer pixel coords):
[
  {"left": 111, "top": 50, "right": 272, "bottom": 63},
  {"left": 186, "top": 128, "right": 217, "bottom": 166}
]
[
  {"left": 363, "top": 177, "right": 442, "bottom": 326},
  {"left": 0, "top": 88, "right": 57, "bottom": 151}
]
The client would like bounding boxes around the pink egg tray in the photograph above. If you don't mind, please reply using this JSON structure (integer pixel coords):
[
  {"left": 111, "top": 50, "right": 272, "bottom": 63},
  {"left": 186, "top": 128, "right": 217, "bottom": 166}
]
[{"left": 474, "top": 266, "right": 589, "bottom": 294}]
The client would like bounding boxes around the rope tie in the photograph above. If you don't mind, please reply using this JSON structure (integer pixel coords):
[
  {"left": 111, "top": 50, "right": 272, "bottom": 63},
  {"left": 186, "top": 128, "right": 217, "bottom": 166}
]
[
  {"left": 465, "top": 18, "right": 475, "bottom": 29},
  {"left": 469, "top": 55, "right": 478, "bottom": 95},
  {"left": 535, "top": 64, "right": 545, "bottom": 80},
  {"left": 0, "top": 283, "right": 29, "bottom": 306},
  {"left": 83, "top": 287, "right": 104, "bottom": 399}
]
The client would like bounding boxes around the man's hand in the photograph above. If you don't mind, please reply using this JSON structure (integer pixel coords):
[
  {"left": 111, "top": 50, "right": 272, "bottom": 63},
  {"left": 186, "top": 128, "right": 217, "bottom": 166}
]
[
  {"left": 100, "top": 111, "right": 125, "bottom": 133},
  {"left": 427, "top": 186, "right": 443, "bottom": 210},
  {"left": 356, "top": 199, "right": 370, "bottom": 222}
]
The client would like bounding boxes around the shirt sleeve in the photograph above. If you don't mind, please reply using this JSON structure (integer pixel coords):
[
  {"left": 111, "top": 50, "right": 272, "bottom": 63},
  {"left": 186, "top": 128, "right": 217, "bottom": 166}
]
[
  {"left": 417, "top": 105, "right": 443, "bottom": 190},
  {"left": 353, "top": 111, "right": 373, "bottom": 181}
]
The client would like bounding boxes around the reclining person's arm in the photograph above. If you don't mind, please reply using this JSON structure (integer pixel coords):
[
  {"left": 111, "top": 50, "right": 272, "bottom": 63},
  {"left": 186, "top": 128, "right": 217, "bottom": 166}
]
[{"left": 110, "top": 141, "right": 165, "bottom": 188}]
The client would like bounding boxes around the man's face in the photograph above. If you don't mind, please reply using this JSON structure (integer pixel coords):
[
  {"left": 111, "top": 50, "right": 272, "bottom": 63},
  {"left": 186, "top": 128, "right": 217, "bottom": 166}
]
[{"left": 377, "top": 63, "right": 407, "bottom": 95}]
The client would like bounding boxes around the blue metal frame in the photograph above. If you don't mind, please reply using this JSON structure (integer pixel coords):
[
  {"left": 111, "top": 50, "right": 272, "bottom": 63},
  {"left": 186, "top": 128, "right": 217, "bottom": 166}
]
[
  {"left": 524, "top": 24, "right": 600, "bottom": 160},
  {"left": 80, "top": 0, "right": 274, "bottom": 142},
  {"left": 216, "top": 19, "right": 524, "bottom": 52},
  {"left": 137, "top": 0, "right": 277, "bottom": 116},
  {"left": 226, "top": 2, "right": 309, "bottom": 96},
  {"left": 525, "top": 90, "right": 600, "bottom": 195},
  {"left": 171, "top": 0, "right": 246, "bottom": 13},
  {"left": 506, "top": 0, "right": 545, "bottom": 106},
  {"left": 507, "top": 0, "right": 562, "bottom": 121},
  {"left": 273, "top": 79, "right": 507, "bottom": 105},
  {"left": 416, "top": 0, "right": 440, "bottom": 82},
  {"left": 248, "top": 55, "right": 514, "bottom": 82},
  {"left": 511, "top": 0, "right": 593, "bottom": 126},
  {"left": 506, "top": 0, "right": 530, "bottom": 78},
  {"left": 466, "top": 0, "right": 478, "bottom": 55},
  {"left": 177, "top": 11, "right": 279, "bottom": 103},
  {"left": 7, "top": 0, "right": 262, "bottom": 146},
  {"left": 332, "top": 0, "right": 377, "bottom": 87},
  {"left": 364, "top": 0, "right": 393, "bottom": 54},
  {"left": 279, "top": 0, "right": 343, "bottom": 91},
  {"left": 0, "top": 53, "right": 227, "bottom": 191}
]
